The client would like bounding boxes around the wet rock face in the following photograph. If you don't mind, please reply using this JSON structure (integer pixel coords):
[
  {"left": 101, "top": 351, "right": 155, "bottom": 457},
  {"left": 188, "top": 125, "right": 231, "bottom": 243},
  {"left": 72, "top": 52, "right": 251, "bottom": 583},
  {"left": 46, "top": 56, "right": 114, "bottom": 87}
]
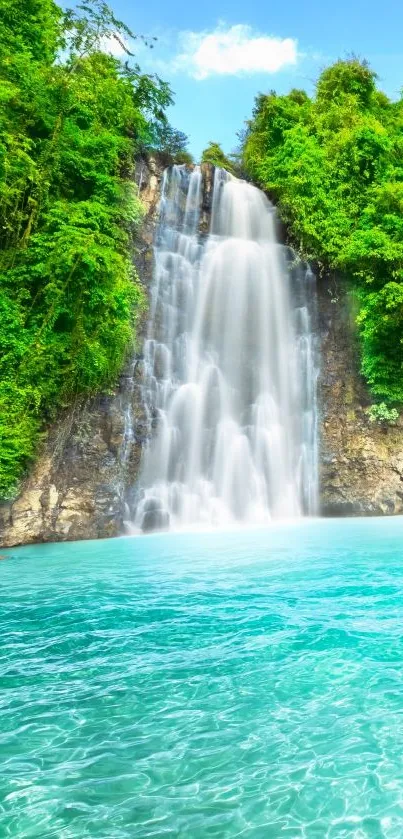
[
  {"left": 318, "top": 273, "right": 403, "bottom": 517},
  {"left": 0, "top": 156, "right": 163, "bottom": 548},
  {"left": 0, "top": 389, "right": 143, "bottom": 547},
  {"left": 199, "top": 162, "right": 215, "bottom": 233},
  {"left": 141, "top": 499, "right": 170, "bottom": 533}
]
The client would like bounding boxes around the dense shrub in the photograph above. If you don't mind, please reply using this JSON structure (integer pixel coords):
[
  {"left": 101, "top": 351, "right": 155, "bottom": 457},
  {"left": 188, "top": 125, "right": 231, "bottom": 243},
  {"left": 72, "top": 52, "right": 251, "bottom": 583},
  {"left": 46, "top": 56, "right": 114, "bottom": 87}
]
[
  {"left": 0, "top": 0, "right": 173, "bottom": 499},
  {"left": 201, "top": 142, "right": 237, "bottom": 175},
  {"left": 242, "top": 59, "right": 403, "bottom": 406}
]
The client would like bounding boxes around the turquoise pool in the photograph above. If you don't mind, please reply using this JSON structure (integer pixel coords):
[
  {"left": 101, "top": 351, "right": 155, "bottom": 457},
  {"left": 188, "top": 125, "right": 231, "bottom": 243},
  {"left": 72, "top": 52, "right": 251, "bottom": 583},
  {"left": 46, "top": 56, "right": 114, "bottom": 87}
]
[{"left": 1, "top": 518, "right": 403, "bottom": 837}]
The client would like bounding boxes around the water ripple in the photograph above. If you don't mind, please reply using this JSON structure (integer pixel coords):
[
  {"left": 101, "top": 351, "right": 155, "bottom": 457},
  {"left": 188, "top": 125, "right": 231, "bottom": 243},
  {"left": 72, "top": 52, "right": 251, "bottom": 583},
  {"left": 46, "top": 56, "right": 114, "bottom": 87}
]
[{"left": 2, "top": 518, "right": 403, "bottom": 837}]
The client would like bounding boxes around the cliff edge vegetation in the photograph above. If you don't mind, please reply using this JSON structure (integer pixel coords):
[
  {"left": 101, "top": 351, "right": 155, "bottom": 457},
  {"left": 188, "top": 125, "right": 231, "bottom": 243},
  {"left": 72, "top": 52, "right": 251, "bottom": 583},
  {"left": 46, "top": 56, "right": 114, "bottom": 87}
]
[
  {"left": 0, "top": 0, "right": 178, "bottom": 501},
  {"left": 242, "top": 59, "right": 403, "bottom": 410}
]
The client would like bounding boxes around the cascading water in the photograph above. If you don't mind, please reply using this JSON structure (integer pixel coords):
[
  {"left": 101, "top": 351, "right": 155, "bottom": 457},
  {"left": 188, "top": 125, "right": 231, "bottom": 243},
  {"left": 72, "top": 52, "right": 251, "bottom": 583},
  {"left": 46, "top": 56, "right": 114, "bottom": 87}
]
[{"left": 132, "top": 165, "right": 318, "bottom": 532}]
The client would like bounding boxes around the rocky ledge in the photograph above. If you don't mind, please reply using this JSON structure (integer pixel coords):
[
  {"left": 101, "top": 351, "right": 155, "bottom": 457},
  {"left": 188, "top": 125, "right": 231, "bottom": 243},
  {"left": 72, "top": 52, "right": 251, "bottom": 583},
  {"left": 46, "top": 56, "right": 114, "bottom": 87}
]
[{"left": 318, "top": 273, "right": 403, "bottom": 516}]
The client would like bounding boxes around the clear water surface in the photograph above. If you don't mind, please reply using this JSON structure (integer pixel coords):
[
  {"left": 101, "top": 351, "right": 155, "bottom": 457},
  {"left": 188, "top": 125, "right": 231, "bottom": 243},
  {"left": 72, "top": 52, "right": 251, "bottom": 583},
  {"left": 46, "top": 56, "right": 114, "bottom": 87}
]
[{"left": 1, "top": 517, "right": 403, "bottom": 838}]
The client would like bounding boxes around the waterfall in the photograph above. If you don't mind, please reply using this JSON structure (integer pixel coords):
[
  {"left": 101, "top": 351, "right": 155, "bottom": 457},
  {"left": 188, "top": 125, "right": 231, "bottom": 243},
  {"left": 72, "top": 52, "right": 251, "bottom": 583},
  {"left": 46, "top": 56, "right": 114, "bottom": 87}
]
[{"left": 131, "top": 165, "right": 318, "bottom": 532}]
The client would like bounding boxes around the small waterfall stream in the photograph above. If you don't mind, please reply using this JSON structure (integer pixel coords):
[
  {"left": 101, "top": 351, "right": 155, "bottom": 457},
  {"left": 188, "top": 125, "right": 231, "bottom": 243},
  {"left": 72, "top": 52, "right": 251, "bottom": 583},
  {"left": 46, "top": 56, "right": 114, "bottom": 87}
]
[{"left": 132, "top": 165, "right": 318, "bottom": 532}]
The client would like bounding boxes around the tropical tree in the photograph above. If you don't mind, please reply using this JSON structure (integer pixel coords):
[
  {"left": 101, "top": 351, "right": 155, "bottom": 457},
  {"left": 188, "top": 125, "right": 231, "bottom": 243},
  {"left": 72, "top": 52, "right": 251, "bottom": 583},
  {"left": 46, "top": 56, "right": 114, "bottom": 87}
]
[
  {"left": 242, "top": 59, "right": 403, "bottom": 405},
  {"left": 0, "top": 0, "right": 173, "bottom": 499}
]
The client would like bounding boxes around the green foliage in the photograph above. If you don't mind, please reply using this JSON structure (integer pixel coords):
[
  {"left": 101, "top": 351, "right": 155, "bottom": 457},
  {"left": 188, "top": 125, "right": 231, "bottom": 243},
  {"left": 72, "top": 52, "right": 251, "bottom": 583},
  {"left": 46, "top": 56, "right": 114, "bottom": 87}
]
[
  {"left": 174, "top": 150, "right": 194, "bottom": 165},
  {"left": 152, "top": 124, "right": 194, "bottom": 164},
  {"left": 316, "top": 58, "right": 377, "bottom": 109},
  {"left": 0, "top": 0, "right": 172, "bottom": 499},
  {"left": 201, "top": 141, "right": 237, "bottom": 174},
  {"left": 242, "top": 58, "right": 403, "bottom": 404},
  {"left": 0, "top": 0, "right": 61, "bottom": 63},
  {"left": 366, "top": 403, "right": 399, "bottom": 425}
]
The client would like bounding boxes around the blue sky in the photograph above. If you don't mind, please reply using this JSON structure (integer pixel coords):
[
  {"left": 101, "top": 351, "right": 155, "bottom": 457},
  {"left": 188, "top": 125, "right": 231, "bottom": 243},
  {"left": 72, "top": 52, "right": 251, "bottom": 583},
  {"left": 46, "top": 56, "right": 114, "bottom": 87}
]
[{"left": 105, "top": 0, "right": 403, "bottom": 159}]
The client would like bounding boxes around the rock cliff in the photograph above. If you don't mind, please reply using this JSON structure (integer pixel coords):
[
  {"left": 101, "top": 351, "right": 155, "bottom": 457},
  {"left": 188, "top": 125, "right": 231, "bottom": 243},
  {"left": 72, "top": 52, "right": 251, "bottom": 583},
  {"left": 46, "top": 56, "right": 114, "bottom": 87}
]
[
  {"left": 0, "top": 156, "right": 162, "bottom": 547},
  {"left": 318, "top": 273, "right": 403, "bottom": 516},
  {"left": 2, "top": 163, "right": 403, "bottom": 547}
]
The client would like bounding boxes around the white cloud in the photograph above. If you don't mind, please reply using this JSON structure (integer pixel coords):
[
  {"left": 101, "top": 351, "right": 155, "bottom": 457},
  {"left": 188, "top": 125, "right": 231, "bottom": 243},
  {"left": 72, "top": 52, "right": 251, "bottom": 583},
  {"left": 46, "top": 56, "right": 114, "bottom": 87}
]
[{"left": 173, "top": 24, "right": 298, "bottom": 80}]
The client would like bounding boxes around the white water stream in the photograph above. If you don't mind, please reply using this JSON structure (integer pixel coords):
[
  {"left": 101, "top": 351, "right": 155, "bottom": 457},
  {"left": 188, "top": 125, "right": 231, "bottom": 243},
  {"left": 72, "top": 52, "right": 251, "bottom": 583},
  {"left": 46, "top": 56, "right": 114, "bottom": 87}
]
[{"left": 132, "top": 165, "right": 318, "bottom": 532}]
